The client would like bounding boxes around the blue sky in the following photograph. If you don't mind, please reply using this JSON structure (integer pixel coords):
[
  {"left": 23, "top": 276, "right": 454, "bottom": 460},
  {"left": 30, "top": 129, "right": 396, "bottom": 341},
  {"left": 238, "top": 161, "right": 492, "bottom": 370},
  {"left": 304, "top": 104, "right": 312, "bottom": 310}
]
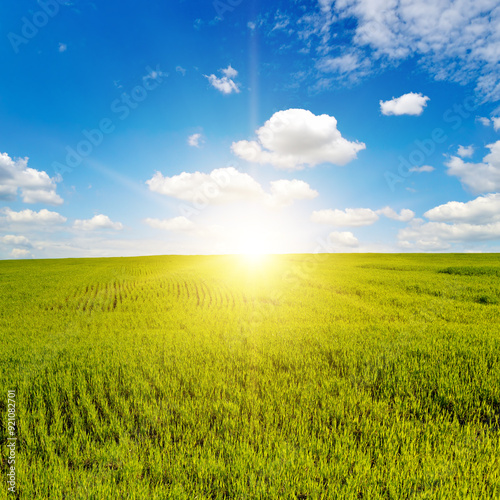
[{"left": 1, "top": 0, "right": 500, "bottom": 259}]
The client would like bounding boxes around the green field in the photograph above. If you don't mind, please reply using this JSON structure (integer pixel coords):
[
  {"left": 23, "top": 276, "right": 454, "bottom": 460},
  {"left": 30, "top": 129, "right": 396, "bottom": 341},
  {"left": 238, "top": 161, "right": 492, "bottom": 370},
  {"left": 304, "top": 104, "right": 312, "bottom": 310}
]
[{"left": 1, "top": 253, "right": 500, "bottom": 499}]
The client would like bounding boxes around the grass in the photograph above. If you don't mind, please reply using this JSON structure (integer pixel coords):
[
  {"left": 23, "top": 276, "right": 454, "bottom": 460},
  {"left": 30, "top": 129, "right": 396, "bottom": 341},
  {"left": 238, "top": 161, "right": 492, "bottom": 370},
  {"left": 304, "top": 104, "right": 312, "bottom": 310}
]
[
  {"left": 438, "top": 266, "right": 500, "bottom": 277},
  {"left": 0, "top": 253, "right": 499, "bottom": 499}
]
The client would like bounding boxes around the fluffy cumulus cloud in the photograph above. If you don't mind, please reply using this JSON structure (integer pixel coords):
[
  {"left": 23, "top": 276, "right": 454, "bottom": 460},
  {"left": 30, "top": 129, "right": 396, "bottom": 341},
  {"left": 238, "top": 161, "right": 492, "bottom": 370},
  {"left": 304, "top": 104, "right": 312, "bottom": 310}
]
[
  {"left": 73, "top": 215, "right": 123, "bottom": 231},
  {"left": 205, "top": 65, "right": 240, "bottom": 94},
  {"left": 457, "top": 145, "right": 474, "bottom": 158},
  {"left": 187, "top": 133, "right": 204, "bottom": 148},
  {"left": 146, "top": 167, "right": 318, "bottom": 208},
  {"left": 231, "top": 109, "right": 365, "bottom": 170},
  {"left": 268, "top": 179, "right": 318, "bottom": 208},
  {"left": 478, "top": 117, "right": 500, "bottom": 130},
  {"left": 380, "top": 93, "right": 429, "bottom": 116},
  {"left": 312, "top": 208, "right": 379, "bottom": 226},
  {"left": 147, "top": 167, "right": 264, "bottom": 204},
  {"left": 144, "top": 216, "right": 195, "bottom": 232},
  {"left": 0, "top": 152, "right": 63, "bottom": 205},
  {"left": 424, "top": 193, "right": 500, "bottom": 224},
  {"left": 399, "top": 220, "right": 500, "bottom": 250},
  {"left": 327, "top": 0, "right": 500, "bottom": 101},
  {"left": 445, "top": 141, "right": 500, "bottom": 193},
  {"left": 399, "top": 193, "right": 500, "bottom": 250},
  {"left": 1, "top": 235, "right": 31, "bottom": 247},
  {"left": 328, "top": 231, "right": 359, "bottom": 247},
  {"left": 0, "top": 208, "right": 66, "bottom": 224},
  {"left": 377, "top": 207, "right": 415, "bottom": 222},
  {"left": 10, "top": 248, "right": 32, "bottom": 259},
  {"left": 312, "top": 206, "right": 414, "bottom": 226}
]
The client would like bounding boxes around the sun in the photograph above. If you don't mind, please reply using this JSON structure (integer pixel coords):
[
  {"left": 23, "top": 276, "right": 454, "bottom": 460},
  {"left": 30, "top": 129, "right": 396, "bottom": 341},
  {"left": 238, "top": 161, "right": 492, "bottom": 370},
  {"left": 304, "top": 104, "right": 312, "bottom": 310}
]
[
  {"left": 215, "top": 206, "right": 296, "bottom": 258},
  {"left": 235, "top": 231, "right": 273, "bottom": 262}
]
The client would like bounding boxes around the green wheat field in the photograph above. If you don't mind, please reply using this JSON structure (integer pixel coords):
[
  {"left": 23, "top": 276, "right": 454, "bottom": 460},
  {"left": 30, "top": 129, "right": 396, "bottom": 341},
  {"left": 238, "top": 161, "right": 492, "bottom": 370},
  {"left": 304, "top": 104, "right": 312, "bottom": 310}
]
[{"left": 1, "top": 253, "right": 500, "bottom": 499}]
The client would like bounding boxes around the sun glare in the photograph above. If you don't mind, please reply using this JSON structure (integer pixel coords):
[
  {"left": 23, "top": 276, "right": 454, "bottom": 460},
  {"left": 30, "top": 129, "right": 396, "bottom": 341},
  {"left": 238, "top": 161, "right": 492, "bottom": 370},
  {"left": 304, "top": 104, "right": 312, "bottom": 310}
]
[
  {"left": 220, "top": 208, "right": 297, "bottom": 259},
  {"left": 238, "top": 236, "right": 269, "bottom": 260}
]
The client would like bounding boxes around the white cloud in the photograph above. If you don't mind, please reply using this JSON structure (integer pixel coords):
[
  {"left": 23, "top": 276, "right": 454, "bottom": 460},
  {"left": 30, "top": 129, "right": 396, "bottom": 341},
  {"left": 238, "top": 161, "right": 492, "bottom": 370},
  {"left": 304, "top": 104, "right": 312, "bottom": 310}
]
[
  {"left": 143, "top": 66, "right": 167, "bottom": 83},
  {"left": 380, "top": 93, "right": 430, "bottom": 116},
  {"left": 445, "top": 141, "right": 500, "bottom": 193},
  {"left": 222, "top": 65, "right": 238, "bottom": 79},
  {"left": 1, "top": 235, "right": 31, "bottom": 247},
  {"left": 268, "top": 179, "right": 318, "bottom": 208},
  {"left": 409, "top": 165, "right": 435, "bottom": 173},
  {"left": 147, "top": 167, "right": 264, "bottom": 204},
  {"left": 377, "top": 207, "right": 415, "bottom": 222},
  {"left": 399, "top": 220, "right": 500, "bottom": 250},
  {"left": 231, "top": 108, "right": 365, "bottom": 170},
  {"left": 73, "top": 215, "right": 123, "bottom": 231},
  {"left": 0, "top": 152, "right": 63, "bottom": 205},
  {"left": 272, "top": 20, "right": 291, "bottom": 32},
  {"left": 176, "top": 66, "right": 186, "bottom": 76},
  {"left": 205, "top": 66, "right": 240, "bottom": 94},
  {"left": 144, "top": 216, "right": 195, "bottom": 232},
  {"left": 10, "top": 248, "right": 32, "bottom": 259},
  {"left": 312, "top": 208, "right": 379, "bottom": 227},
  {"left": 1, "top": 208, "right": 66, "bottom": 224},
  {"left": 312, "top": 205, "right": 414, "bottom": 226},
  {"left": 424, "top": 193, "right": 500, "bottom": 224},
  {"left": 477, "top": 116, "right": 500, "bottom": 130},
  {"left": 316, "top": 51, "right": 371, "bottom": 80},
  {"left": 457, "top": 145, "right": 475, "bottom": 158},
  {"left": 399, "top": 193, "right": 500, "bottom": 249},
  {"left": 187, "top": 133, "right": 204, "bottom": 148},
  {"left": 146, "top": 167, "right": 318, "bottom": 209},
  {"left": 247, "top": 21, "right": 256, "bottom": 30},
  {"left": 328, "top": 1, "right": 500, "bottom": 101},
  {"left": 318, "top": 0, "right": 335, "bottom": 11},
  {"left": 58, "top": 43, "right": 67, "bottom": 52},
  {"left": 328, "top": 231, "right": 359, "bottom": 247},
  {"left": 22, "top": 189, "right": 64, "bottom": 205}
]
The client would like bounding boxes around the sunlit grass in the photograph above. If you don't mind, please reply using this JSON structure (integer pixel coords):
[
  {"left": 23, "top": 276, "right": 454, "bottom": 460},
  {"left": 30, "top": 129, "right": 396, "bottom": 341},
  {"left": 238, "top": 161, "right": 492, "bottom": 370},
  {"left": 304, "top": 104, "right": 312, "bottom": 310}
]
[{"left": 0, "top": 253, "right": 499, "bottom": 499}]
